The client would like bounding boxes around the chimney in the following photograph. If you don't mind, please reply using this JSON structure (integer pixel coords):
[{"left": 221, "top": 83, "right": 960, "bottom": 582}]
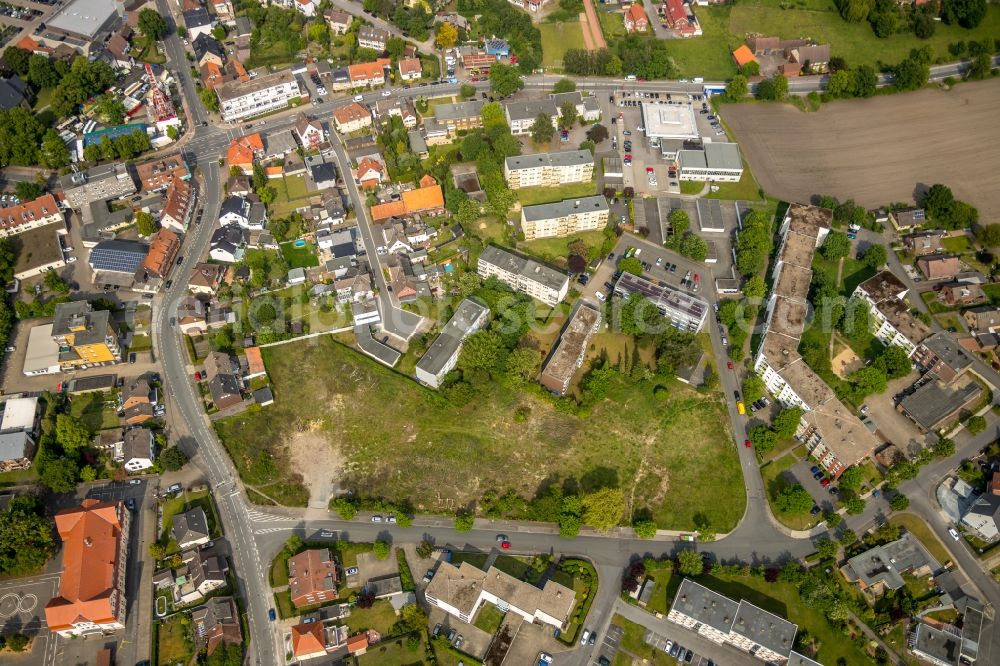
[{"left": 84, "top": 537, "right": 94, "bottom": 547}]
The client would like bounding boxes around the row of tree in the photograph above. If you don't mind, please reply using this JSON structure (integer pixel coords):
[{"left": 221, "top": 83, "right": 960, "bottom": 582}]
[{"left": 562, "top": 35, "right": 677, "bottom": 80}]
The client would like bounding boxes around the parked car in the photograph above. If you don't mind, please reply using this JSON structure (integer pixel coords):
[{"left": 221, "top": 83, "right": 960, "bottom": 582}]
[
  {"left": 589, "top": 632, "right": 596, "bottom": 646},
  {"left": 345, "top": 567, "right": 359, "bottom": 576},
  {"left": 4, "top": 346, "right": 14, "bottom": 353},
  {"left": 744, "top": 439, "right": 751, "bottom": 448},
  {"left": 727, "top": 361, "right": 734, "bottom": 370},
  {"left": 454, "top": 635, "right": 464, "bottom": 648},
  {"left": 319, "top": 530, "right": 334, "bottom": 538},
  {"left": 820, "top": 478, "right": 831, "bottom": 488},
  {"left": 386, "top": 515, "right": 397, "bottom": 523},
  {"left": 432, "top": 623, "right": 442, "bottom": 637},
  {"left": 813, "top": 471, "right": 824, "bottom": 481},
  {"left": 810, "top": 505, "right": 821, "bottom": 515},
  {"left": 268, "top": 608, "right": 277, "bottom": 621},
  {"left": 371, "top": 515, "right": 383, "bottom": 523},
  {"left": 580, "top": 630, "right": 591, "bottom": 645},
  {"left": 447, "top": 629, "right": 457, "bottom": 642},
  {"left": 129, "top": 353, "right": 137, "bottom": 364},
  {"left": 949, "top": 528, "right": 960, "bottom": 540},
  {"left": 423, "top": 569, "right": 435, "bottom": 583},
  {"left": 129, "top": 479, "right": 141, "bottom": 485},
  {"left": 194, "top": 371, "right": 202, "bottom": 381}
]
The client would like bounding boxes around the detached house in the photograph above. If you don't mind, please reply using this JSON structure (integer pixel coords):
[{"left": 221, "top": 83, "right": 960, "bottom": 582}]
[
  {"left": 398, "top": 57, "right": 422, "bottom": 81},
  {"left": 219, "top": 196, "right": 251, "bottom": 227},
  {"left": 193, "top": 597, "right": 242, "bottom": 657},
  {"left": 288, "top": 548, "right": 339, "bottom": 608},
  {"left": 192, "top": 34, "right": 224, "bottom": 68},
  {"left": 333, "top": 102, "right": 372, "bottom": 134},
  {"left": 189, "top": 263, "right": 226, "bottom": 295},
  {"left": 294, "top": 111, "right": 325, "bottom": 149},
  {"left": 917, "top": 255, "right": 961, "bottom": 281},
  {"left": 120, "top": 427, "right": 155, "bottom": 473},
  {"left": 226, "top": 134, "right": 264, "bottom": 174},
  {"left": 624, "top": 3, "right": 648, "bottom": 32},
  {"left": 356, "top": 158, "right": 385, "bottom": 190},
  {"left": 204, "top": 351, "right": 243, "bottom": 410},
  {"left": 171, "top": 507, "right": 211, "bottom": 550},
  {"left": 357, "top": 25, "right": 389, "bottom": 51},
  {"left": 210, "top": 225, "right": 247, "bottom": 263},
  {"left": 324, "top": 9, "right": 352, "bottom": 34}
]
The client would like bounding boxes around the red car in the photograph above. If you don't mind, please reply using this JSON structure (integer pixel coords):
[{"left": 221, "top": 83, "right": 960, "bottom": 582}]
[
  {"left": 624, "top": 154, "right": 632, "bottom": 160},
  {"left": 646, "top": 167, "right": 654, "bottom": 174},
  {"left": 727, "top": 361, "right": 734, "bottom": 370},
  {"left": 497, "top": 534, "right": 510, "bottom": 549},
  {"left": 745, "top": 439, "right": 751, "bottom": 448},
  {"left": 501, "top": 541, "right": 511, "bottom": 550},
  {"left": 194, "top": 371, "right": 202, "bottom": 381},
  {"left": 820, "top": 478, "right": 831, "bottom": 488}
]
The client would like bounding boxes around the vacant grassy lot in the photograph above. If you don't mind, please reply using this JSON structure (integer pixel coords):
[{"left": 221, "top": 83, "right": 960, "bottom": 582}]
[
  {"left": 540, "top": 21, "right": 585, "bottom": 70},
  {"left": 517, "top": 181, "right": 597, "bottom": 206},
  {"left": 760, "top": 453, "right": 821, "bottom": 531},
  {"left": 519, "top": 229, "right": 607, "bottom": 268},
  {"left": 216, "top": 337, "right": 746, "bottom": 530},
  {"left": 156, "top": 615, "right": 191, "bottom": 666},
  {"left": 344, "top": 599, "right": 398, "bottom": 635},
  {"left": 358, "top": 634, "right": 427, "bottom": 666},
  {"left": 722, "top": 80, "right": 1000, "bottom": 218},
  {"left": 610, "top": 614, "right": 674, "bottom": 666},
  {"left": 666, "top": 6, "right": 740, "bottom": 80},
  {"left": 69, "top": 392, "right": 119, "bottom": 432}
]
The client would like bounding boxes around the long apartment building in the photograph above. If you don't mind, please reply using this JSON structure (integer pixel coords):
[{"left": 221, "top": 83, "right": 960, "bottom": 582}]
[
  {"left": 540, "top": 302, "right": 601, "bottom": 395},
  {"left": 216, "top": 70, "right": 302, "bottom": 122},
  {"left": 45, "top": 499, "right": 131, "bottom": 637},
  {"left": 415, "top": 298, "right": 490, "bottom": 388},
  {"left": 613, "top": 271, "right": 709, "bottom": 332},
  {"left": 754, "top": 203, "right": 877, "bottom": 478},
  {"left": 668, "top": 579, "right": 811, "bottom": 665},
  {"left": 478, "top": 245, "right": 569, "bottom": 306},
  {"left": 852, "top": 270, "right": 931, "bottom": 356},
  {"left": 520, "top": 195, "right": 609, "bottom": 240},
  {"left": 0, "top": 194, "right": 65, "bottom": 238},
  {"left": 503, "top": 150, "right": 594, "bottom": 190}
]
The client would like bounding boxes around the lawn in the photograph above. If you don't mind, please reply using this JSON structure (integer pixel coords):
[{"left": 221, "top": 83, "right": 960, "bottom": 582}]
[
  {"left": 760, "top": 452, "right": 822, "bottom": 530},
  {"left": 890, "top": 512, "right": 952, "bottom": 566},
  {"left": 705, "top": 159, "right": 766, "bottom": 202},
  {"left": 609, "top": 615, "right": 674, "bottom": 666},
  {"left": 274, "top": 589, "right": 296, "bottom": 620},
  {"left": 679, "top": 181, "right": 703, "bottom": 195},
  {"left": 270, "top": 549, "right": 291, "bottom": 587},
  {"left": 473, "top": 603, "right": 505, "bottom": 635},
  {"left": 156, "top": 615, "right": 192, "bottom": 666},
  {"left": 130, "top": 35, "right": 166, "bottom": 65},
  {"left": 129, "top": 334, "right": 152, "bottom": 353},
  {"left": 539, "top": 21, "right": 585, "bottom": 70},
  {"left": 728, "top": 1, "right": 1000, "bottom": 72},
  {"left": 941, "top": 235, "right": 974, "bottom": 254},
  {"left": 69, "top": 392, "right": 119, "bottom": 432},
  {"left": 32, "top": 88, "right": 54, "bottom": 112},
  {"left": 597, "top": 7, "right": 627, "bottom": 39},
  {"left": 216, "top": 337, "right": 746, "bottom": 531},
  {"left": 921, "top": 290, "right": 955, "bottom": 314},
  {"left": 519, "top": 229, "right": 608, "bottom": 267},
  {"left": 280, "top": 241, "right": 320, "bottom": 269},
  {"left": 358, "top": 634, "right": 427, "bottom": 665},
  {"left": 665, "top": 6, "right": 740, "bottom": 80},
  {"left": 344, "top": 599, "right": 398, "bottom": 635},
  {"left": 270, "top": 175, "right": 313, "bottom": 216},
  {"left": 516, "top": 181, "right": 597, "bottom": 206},
  {"left": 333, "top": 540, "right": 375, "bottom": 568}
]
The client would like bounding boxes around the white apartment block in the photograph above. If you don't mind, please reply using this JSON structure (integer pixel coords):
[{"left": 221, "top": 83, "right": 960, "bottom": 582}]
[
  {"left": 216, "top": 70, "right": 301, "bottom": 122},
  {"left": 415, "top": 298, "right": 490, "bottom": 388},
  {"left": 852, "top": 270, "right": 930, "bottom": 357},
  {"left": 478, "top": 245, "right": 569, "bottom": 306},
  {"left": 0, "top": 194, "right": 65, "bottom": 238},
  {"left": 520, "top": 195, "right": 609, "bottom": 240},
  {"left": 677, "top": 143, "right": 744, "bottom": 183},
  {"left": 503, "top": 150, "right": 594, "bottom": 190}
]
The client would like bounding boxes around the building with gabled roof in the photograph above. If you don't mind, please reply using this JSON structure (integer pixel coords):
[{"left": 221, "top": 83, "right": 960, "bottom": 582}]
[
  {"left": 356, "top": 157, "right": 385, "bottom": 190},
  {"left": 397, "top": 57, "right": 422, "bottom": 81},
  {"left": 227, "top": 133, "right": 264, "bottom": 174},
  {"left": 171, "top": 507, "right": 210, "bottom": 550},
  {"left": 288, "top": 548, "right": 339, "bottom": 608},
  {"left": 161, "top": 177, "right": 196, "bottom": 233},
  {"left": 0, "top": 193, "right": 64, "bottom": 238},
  {"left": 142, "top": 228, "right": 181, "bottom": 281},
  {"left": 624, "top": 2, "right": 648, "bottom": 32},
  {"left": 45, "top": 499, "right": 130, "bottom": 637},
  {"left": 192, "top": 596, "right": 242, "bottom": 656},
  {"left": 135, "top": 156, "right": 190, "bottom": 192},
  {"left": 294, "top": 111, "right": 325, "bottom": 149},
  {"left": 333, "top": 102, "right": 372, "bottom": 134},
  {"left": 370, "top": 176, "right": 444, "bottom": 221},
  {"left": 348, "top": 58, "right": 390, "bottom": 86},
  {"left": 415, "top": 298, "right": 490, "bottom": 388}
]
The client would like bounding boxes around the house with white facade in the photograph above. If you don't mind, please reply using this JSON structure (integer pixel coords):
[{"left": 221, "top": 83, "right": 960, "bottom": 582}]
[
  {"left": 424, "top": 561, "right": 575, "bottom": 629},
  {"left": 119, "top": 427, "right": 155, "bottom": 473},
  {"left": 503, "top": 150, "right": 594, "bottom": 189},
  {"left": 415, "top": 298, "right": 490, "bottom": 388},
  {"left": 478, "top": 245, "right": 569, "bottom": 306},
  {"left": 519, "top": 196, "right": 609, "bottom": 240},
  {"left": 852, "top": 270, "right": 931, "bottom": 356},
  {"left": 216, "top": 70, "right": 301, "bottom": 122},
  {"left": 218, "top": 196, "right": 250, "bottom": 227}
]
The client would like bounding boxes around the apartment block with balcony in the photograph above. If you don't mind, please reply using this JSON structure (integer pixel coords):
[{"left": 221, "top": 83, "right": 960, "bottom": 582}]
[
  {"left": 503, "top": 150, "right": 594, "bottom": 189},
  {"left": 477, "top": 245, "right": 569, "bottom": 306},
  {"left": 216, "top": 70, "right": 301, "bottom": 122},
  {"left": 520, "top": 196, "right": 609, "bottom": 240},
  {"left": 852, "top": 270, "right": 930, "bottom": 356}
]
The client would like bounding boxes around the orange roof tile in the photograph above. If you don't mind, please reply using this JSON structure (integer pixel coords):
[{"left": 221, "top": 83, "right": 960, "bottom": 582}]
[
  {"left": 142, "top": 227, "right": 181, "bottom": 276},
  {"left": 244, "top": 346, "right": 265, "bottom": 377},
  {"left": 227, "top": 134, "right": 263, "bottom": 167},
  {"left": 398, "top": 57, "right": 421, "bottom": 76},
  {"left": 626, "top": 3, "right": 647, "bottom": 24},
  {"left": 732, "top": 45, "right": 757, "bottom": 68},
  {"left": 45, "top": 499, "right": 125, "bottom": 631},
  {"left": 265, "top": 165, "right": 283, "bottom": 176},
  {"left": 348, "top": 58, "right": 390, "bottom": 82},
  {"left": 292, "top": 622, "right": 326, "bottom": 656},
  {"left": 346, "top": 634, "right": 369, "bottom": 653},
  {"left": 418, "top": 174, "right": 438, "bottom": 188},
  {"left": 370, "top": 200, "right": 407, "bottom": 221},
  {"left": 356, "top": 158, "right": 384, "bottom": 180},
  {"left": 402, "top": 184, "right": 444, "bottom": 213},
  {"left": 334, "top": 102, "right": 370, "bottom": 125},
  {"left": 0, "top": 193, "right": 62, "bottom": 231}
]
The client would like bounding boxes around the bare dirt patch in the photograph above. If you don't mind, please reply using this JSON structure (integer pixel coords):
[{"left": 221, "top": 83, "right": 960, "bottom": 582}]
[
  {"left": 831, "top": 344, "right": 862, "bottom": 379},
  {"left": 722, "top": 80, "right": 1000, "bottom": 218},
  {"left": 285, "top": 428, "right": 344, "bottom": 508}
]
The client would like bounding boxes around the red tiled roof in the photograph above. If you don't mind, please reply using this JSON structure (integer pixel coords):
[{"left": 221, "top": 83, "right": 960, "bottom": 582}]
[
  {"left": 292, "top": 622, "right": 326, "bottom": 657},
  {"left": 227, "top": 134, "right": 263, "bottom": 167},
  {"left": 0, "top": 193, "right": 61, "bottom": 231},
  {"left": 398, "top": 57, "right": 421, "bottom": 76},
  {"left": 732, "top": 45, "right": 756, "bottom": 68},
  {"left": 334, "top": 102, "right": 370, "bottom": 125}
]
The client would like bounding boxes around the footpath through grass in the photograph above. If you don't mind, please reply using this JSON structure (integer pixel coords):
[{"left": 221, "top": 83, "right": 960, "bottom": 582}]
[{"left": 216, "top": 337, "right": 745, "bottom": 531}]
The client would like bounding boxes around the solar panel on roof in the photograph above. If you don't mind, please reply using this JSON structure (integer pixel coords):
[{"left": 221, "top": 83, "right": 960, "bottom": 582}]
[{"left": 89, "top": 246, "right": 146, "bottom": 273}]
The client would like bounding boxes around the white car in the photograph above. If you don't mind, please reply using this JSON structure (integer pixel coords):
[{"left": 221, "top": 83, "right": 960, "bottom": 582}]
[
  {"left": 595, "top": 291, "right": 606, "bottom": 302},
  {"left": 580, "top": 629, "right": 591, "bottom": 645},
  {"left": 381, "top": 90, "right": 391, "bottom": 97},
  {"left": 353, "top": 94, "right": 364, "bottom": 102},
  {"left": 949, "top": 528, "right": 960, "bottom": 541},
  {"left": 67, "top": 256, "right": 77, "bottom": 263}
]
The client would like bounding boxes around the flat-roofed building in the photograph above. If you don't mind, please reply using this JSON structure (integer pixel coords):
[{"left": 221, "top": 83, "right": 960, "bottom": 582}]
[
  {"left": 911, "top": 621, "right": 961, "bottom": 666},
  {"left": 503, "top": 150, "right": 594, "bottom": 189},
  {"left": 754, "top": 204, "right": 876, "bottom": 478},
  {"left": 424, "top": 561, "right": 575, "bottom": 629},
  {"left": 44, "top": 0, "right": 121, "bottom": 45},
  {"left": 415, "top": 298, "right": 490, "bottom": 388},
  {"left": 23, "top": 323, "right": 61, "bottom": 376},
  {"left": 520, "top": 195, "right": 609, "bottom": 240},
  {"left": 677, "top": 143, "right": 744, "bottom": 182},
  {"left": 1, "top": 396, "right": 40, "bottom": 434},
  {"left": 641, "top": 103, "right": 699, "bottom": 141},
  {"left": 898, "top": 379, "right": 982, "bottom": 433},
  {"left": 61, "top": 163, "right": 138, "bottom": 209},
  {"left": 216, "top": 69, "right": 301, "bottom": 122},
  {"left": 613, "top": 272, "right": 708, "bottom": 332},
  {"left": 477, "top": 245, "right": 569, "bottom": 306},
  {"left": 540, "top": 303, "right": 601, "bottom": 395},
  {"left": 853, "top": 270, "right": 931, "bottom": 356},
  {"left": 667, "top": 579, "right": 798, "bottom": 663},
  {"left": 0, "top": 431, "right": 35, "bottom": 471},
  {"left": 912, "top": 332, "right": 974, "bottom": 383},
  {"left": 13, "top": 222, "right": 67, "bottom": 280}
]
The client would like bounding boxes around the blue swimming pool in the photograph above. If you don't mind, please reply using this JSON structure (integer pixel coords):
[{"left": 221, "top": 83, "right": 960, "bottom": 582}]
[{"left": 293, "top": 239, "right": 306, "bottom": 247}]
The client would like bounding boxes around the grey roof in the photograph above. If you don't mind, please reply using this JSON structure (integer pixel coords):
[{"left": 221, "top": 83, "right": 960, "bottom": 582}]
[
  {"left": 0, "top": 77, "right": 28, "bottom": 110},
  {"left": 183, "top": 8, "right": 213, "bottom": 28},
  {"left": 521, "top": 195, "right": 608, "bottom": 223},
  {"left": 311, "top": 163, "right": 338, "bottom": 185},
  {"left": 912, "top": 622, "right": 960, "bottom": 665},
  {"left": 733, "top": 599, "right": 798, "bottom": 657},
  {"left": 122, "top": 428, "right": 153, "bottom": 462},
  {"left": 0, "top": 432, "right": 32, "bottom": 462},
  {"left": 233, "top": 16, "right": 252, "bottom": 36},
  {"left": 900, "top": 380, "right": 982, "bottom": 431},
  {"left": 210, "top": 226, "right": 247, "bottom": 254},
  {"left": 416, "top": 298, "right": 489, "bottom": 378},
  {"left": 678, "top": 142, "right": 743, "bottom": 171},
  {"left": 52, "top": 301, "right": 114, "bottom": 346},
  {"left": 366, "top": 574, "right": 403, "bottom": 598},
  {"left": 354, "top": 324, "right": 401, "bottom": 367},
  {"left": 407, "top": 129, "right": 427, "bottom": 154},
  {"left": 670, "top": 579, "right": 740, "bottom": 635},
  {"left": 193, "top": 34, "right": 223, "bottom": 61},
  {"left": 327, "top": 228, "right": 357, "bottom": 258},
  {"left": 478, "top": 245, "right": 569, "bottom": 294},
  {"left": 505, "top": 99, "right": 557, "bottom": 122},
  {"left": 433, "top": 99, "right": 484, "bottom": 122},
  {"left": 216, "top": 69, "right": 296, "bottom": 102},
  {"left": 358, "top": 25, "right": 389, "bottom": 43},
  {"left": 171, "top": 507, "right": 209, "bottom": 544},
  {"left": 220, "top": 196, "right": 249, "bottom": 220},
  {"left": 253, "top": 386, "right": 274, "bottom": 404},
  {"left": 920, "top": 332, "right": 974, "bottom": 374},
  {"left": 844, "top": 533, "right": 940, "bottom": 591},
  {"left": 505, "top": 150, "right": 594, "bottom": 172},
  {"left": 787, "top": 651, "right": 824, "bottom": 666},
  {"left": 89, "top": 240, "right": 148, "bottom": 274},
  {"left": 249, "top": 203, "right": 267, "bottom": 226},
  {"left": 46, "top": 0, "right": 119, "bottom": 39}
]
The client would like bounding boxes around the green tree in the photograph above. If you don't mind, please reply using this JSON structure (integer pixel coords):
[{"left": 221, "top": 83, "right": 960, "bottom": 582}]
[
  {"left": 138, "top": 8, "right": 168, "bottom": 40},
  {"left": 775, "top": 484, "right": 813, "bottom": 514},
  {"left": 749, "top": 425, "right": 778, "bottom": 455},
  {"left": 581, "top": 487, "right": 625, "bottom": 531},
  {"left": 677, "top": 549, "right": 704, "bottom": 576},
  {"left": 529, "top": 113, "right": 555, "bottom": 144},
  {"left": 161, "top": 447, "right": 188, "bottom": 471},
  {"left": 893, "top": 56, "right": 930, "bottom": 91},
  {"left": 554, "top": 78, "right": 577, "bottom": 93},
  {"left": 838, "top": 466, "right": 866, "bottom": 492},
  {"left": 922, "top": 183, "right": 955, "bottom": 220},
  {"left": 889, "top": 493, "right": 909, "bottom": 511},
  {"left": 80, "top": 466, "right": 97, "bottom": 482},
  {"left": 725, "top": 74, "right": 748, "bottom": 103},
  {"left": 149, "top": 542, "right": 166, "bottom": 559},
  {"left": 459, "top": 83, "right": 476, "bottom": 99},
  {"left": 453, "top": 512, "right": 475, "bottom": 532},
  {"left": 845, "top": 497, "right": 867, "bottom": 515},
  {"left": 935, "top": 437, "right": 956, "bottom": 457},
  {"left": 772, "top": 407, "right": 804, "bottom": 438},
  {"left": 558, "top": 100, "right": 578, "bottom": 128},
  {"left": 331, "top": 497, "right": 357, "bottom": 520},
  {"left": 942, "top": 0, "right": 987, "bottom": 28},
  {"left": 976, "top": 224, "right": 1000, "bottom": 247},
  {"left": 966, "top": 415, "right": 987, "bottom": 434},
  {"left": 840, "top": 529, "right": 858, "bottom": 545},
  {"left": 855, "top": 64, "right": 878, "bottom": 97},
  {"left": 135, "top": 211, "right": 157, "bottom": 236},
  {"left": 307, "top": 21, "right": 329, "bottom": 44},
  {"left": 373, "top": 540, "right": 390, "bottom": 560},
  {"left": 821, "top": 231, "right": 851, "bottom": 260},
  {"left": 199, "top": 87, "right": 220, "bottom": 112},
  {"left": 679, "top": 234, "right": 708, "bottom": 261},
  {"left": 40, "top": 457, "right": 79, "bottom": 492},
  {"left": 435, "top": 21, "right": 458, "bottom": 49},
  {"left": 744, "top": 275, "right": 766, "bottom": 300},
  {"left": 40, "top": 130, "right": 70, "bottom": 168},
  {"left": 850, "top": 365, "right": 888, "bottom": 396},
  {"left": 386, "top": 37, "right": 406, "bottom": 59},
  {"left": 618, "top": 256, "right": 644, "bottom": 276},
  {"left": 488, "top": 62, "right": 523, "bottom": 97},
  {"left": 825, "top": 69, "right": 856, "bottom": 98},
  {"left": 741, "top": 374, "right": 766, "bottom": 403},
  {"left": 862, "top": 243, "right": 887, "bottom": 268},
  {"left": 55, "top": 414, "right": 90, "bottom": 452},
  {"left": 27, "top": 54, "right": 61, "bottom": 89},
  {"left": 43, "top": 269, "right": 69, "bottom": 294},
  {"left": 459, "top": 330, "right": 506, "bottom": 372},
  {"left": 815, "top": 537, "right": 838, "bottom": 560},
  {"left": 633, "top": 519, "right": 657, "bottom": 538},
  {"left": 824, "top": 511, "right": 842, "bottom": 528},
  {"left": 416, "top": 540, "right": 434, "bottom": 558},
  {"left": 7, "top": 633, "right": 29, "bottom": 652},
  {"left": 505, "top": 347, "right": 540, "bottom": 381},
  {"left": 2, "top": 47, "right": 30, "bottom": 76},
  {"left": 0, "top": 498, "right": 56, "bottom": 576},
  {"left": 756, "top": 73, "right": 788, "bottom": 101}
]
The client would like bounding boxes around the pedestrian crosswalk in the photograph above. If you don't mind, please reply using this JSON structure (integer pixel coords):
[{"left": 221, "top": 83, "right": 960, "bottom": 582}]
[
  {"left": 246, "top": 508, "right": 297, "bottom": 523},
  {"left": 254, "top": 526, "right": 294, "bottom": 535}
]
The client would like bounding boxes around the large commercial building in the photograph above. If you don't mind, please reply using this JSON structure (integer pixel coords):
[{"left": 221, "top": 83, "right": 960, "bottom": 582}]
[
  {"left": 43, "top": 0, "right": 121, "bottom": 47},
  {"left": 668, "top": 579, "right": 801, "bottom": 664},
  {"left": 641, "top": 103, "right": 699, "bottom": 141},
  {"left": 61, "top": 163, "right": 137, "bottom": 209},
  {"left": 852, "top": 270, "right": 931, "bottom": 356},
  {"left": 540, "top": 303, "right": 601, "bottom": 395},
  {"left": 613, "top": 272, "right": 708, "bottom": 332},
  {"left": 754, "top": 203, "right": 877, "bottom": 478},
  {"left": 520, "top": 196, "right": 609, "bottom": 240},
  {"left": 51, "top": 301, "right": 121, "bottom": 370},
  {"left": 425, "top": 561, "right": 575, "bottom": 629},
  {"left": 677, "top": 143, "right": 744, "bottom": 182},
  {"left": 415, "top": 298, "right": 490, "bottom": 388},
  {"left": 503, "top": 150, "right": 594, "bottom": 189},
  {"left": 45, "top": 499, "right": 131, "bottom": 637},
  {"left": 477, "top": 245, "right": 569, "bottom": 306},
  {"left": 216, "top": 70, "right": 302, "bottom": 122}
]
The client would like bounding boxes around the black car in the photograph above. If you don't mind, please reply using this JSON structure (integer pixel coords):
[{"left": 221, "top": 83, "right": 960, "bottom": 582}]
[
  {"left": 685, "top": 649, "right": 694, "bottom": 663},
  {"left": 733, "top": 390, "right": 740, "bottom": 401},
  {"left": 830, "top": 486, "right": 839, "bottom": 495},
  {"left": 813, "top": 471, "right": 824, "bottom": 481},
  {"left": 129, "top": 353, "right": 137, "bottom": 364},
  {"left": 608, "top": 252, "right": 615, "bottom": 261},
  {"left": 810, "top": 505, "right": 821, "bottom": 515},
  {"left": 604, "top": 281, "right": 614, "bottom": 291}
]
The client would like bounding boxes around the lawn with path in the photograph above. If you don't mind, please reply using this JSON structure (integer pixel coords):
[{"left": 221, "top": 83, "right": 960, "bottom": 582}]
[
  {"left": 215, "top": 336, "right": 746, "bottom": 531},
  {"left": 540, "top": 21, "right": 586, "bottom": 70}
]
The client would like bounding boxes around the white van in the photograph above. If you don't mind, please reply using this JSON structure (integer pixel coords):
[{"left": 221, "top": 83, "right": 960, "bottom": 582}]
[
  {"left": 693, "top": 77, "right": 704, "bottom": 83},
  {"left": 353, "top": 94, "right": 364, "bottom": 102},
  {"left": 625, "top": 74, "right": 636, "bottom": 81}
]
